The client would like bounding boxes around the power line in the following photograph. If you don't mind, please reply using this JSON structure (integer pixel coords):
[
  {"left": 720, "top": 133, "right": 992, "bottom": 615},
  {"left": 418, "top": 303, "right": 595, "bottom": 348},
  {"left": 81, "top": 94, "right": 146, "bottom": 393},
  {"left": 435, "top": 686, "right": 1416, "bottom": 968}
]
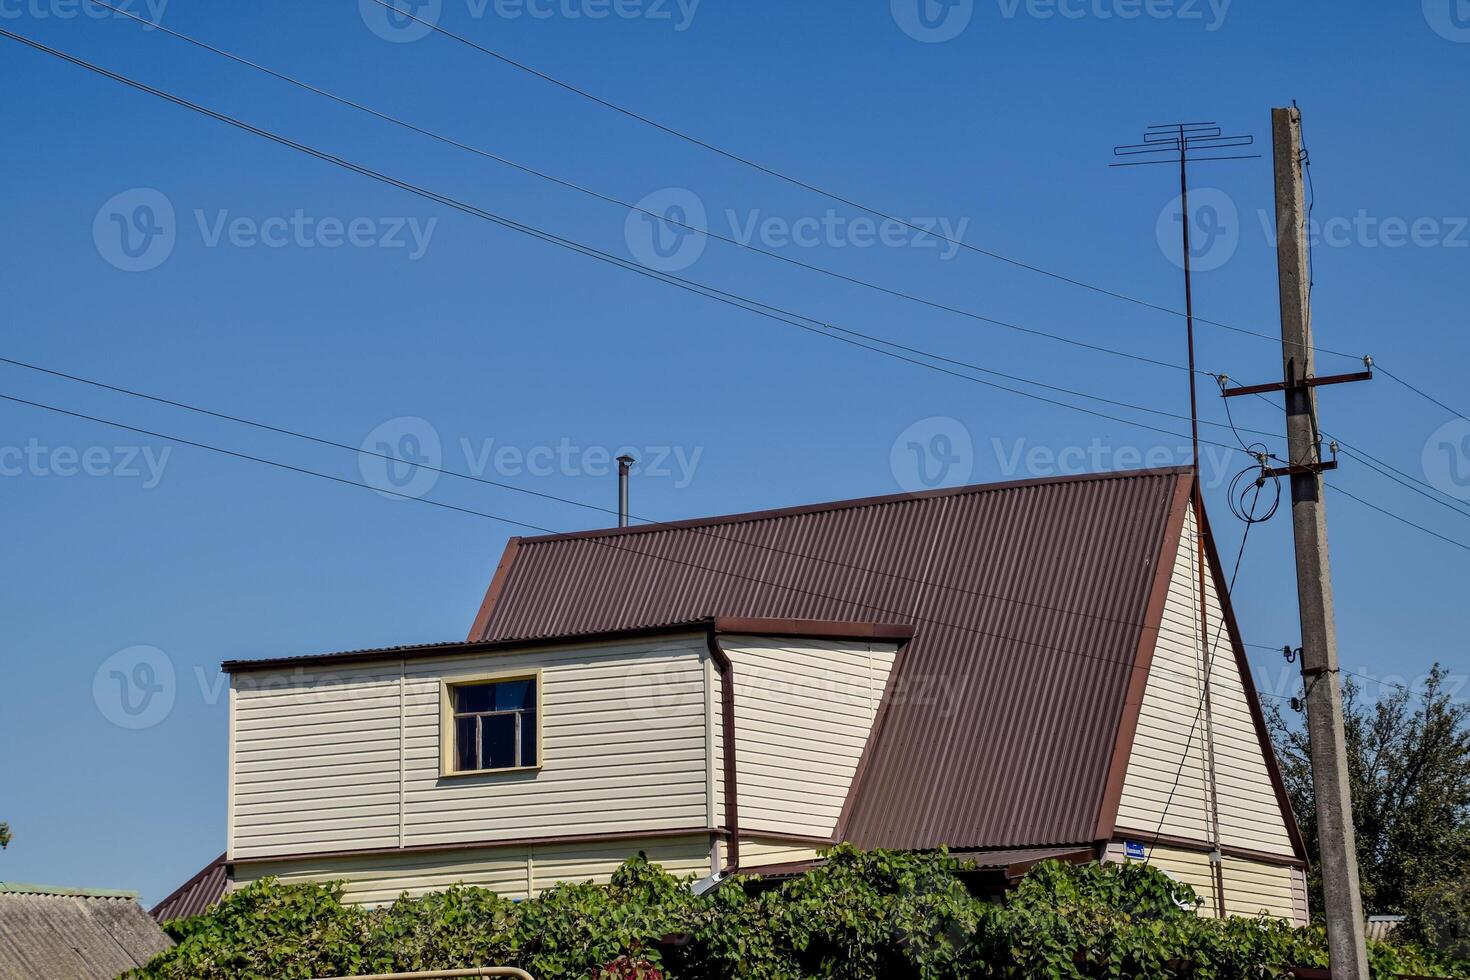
[
  {"left": 0, "top": 387, "right": 1273, "bottom": 693},
  {"left": 1337, "top": 445, "right": 1470, "bottom": 522},
  {"left": 0, "top": 29, "right": 1266, "bottom": 462},
  {"left": 14, "top": 32, "right": 1463, "bottom": 646},
  {"left": 1222, "top": 383, "right": 1470, "bottom": 522},
  {"left": 88, "top": 0, "right": 1192, "bottom": 379},
  {"left": 1378, "top": 364, "right": 1470, "bottom": 424},
  {"left": 11, "top": 30, "right": 1461, "bottom": 579},
  {"left": 371, "top": 0, "right": 1470, "bottom": 436},
  {"left": 14, "top": 29, "right": 1465, "bottom": 576},
  {"left": 0, "top": 351, "right": 1240, "bottom": 654},
  {"left": 122, "top": 0, "right": 1470, "bottom": 434},
  {"left": 1329, "top": 483, "right": 1470, "bottom": 553},
  {"left": 362, "top": 0, "right": 1367, "bottom": 364}
]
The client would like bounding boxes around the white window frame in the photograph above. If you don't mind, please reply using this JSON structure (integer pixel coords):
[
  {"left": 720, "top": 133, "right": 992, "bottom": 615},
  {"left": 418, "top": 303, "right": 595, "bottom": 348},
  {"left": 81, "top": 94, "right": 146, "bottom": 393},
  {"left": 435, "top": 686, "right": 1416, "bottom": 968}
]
[{"left": 439, "top": 669, "right": 543, "bottom": 777}]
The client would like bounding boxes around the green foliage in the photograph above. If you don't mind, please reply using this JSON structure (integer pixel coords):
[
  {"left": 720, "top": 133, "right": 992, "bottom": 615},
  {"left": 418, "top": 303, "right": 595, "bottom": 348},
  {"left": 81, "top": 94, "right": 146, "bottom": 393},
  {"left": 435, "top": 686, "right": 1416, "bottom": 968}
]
[
  {"left": 0, "top": 821, "right": 11, "bottom": 850},
  {"left": 133, "top": 847, "right": 1462, "bottom": 980},
  {"left": 1397, "top": 877, "right": 1470, "bottom": 968},
  {"left": 1267, "top": 664, "right": 1470, "bottom": 973}
]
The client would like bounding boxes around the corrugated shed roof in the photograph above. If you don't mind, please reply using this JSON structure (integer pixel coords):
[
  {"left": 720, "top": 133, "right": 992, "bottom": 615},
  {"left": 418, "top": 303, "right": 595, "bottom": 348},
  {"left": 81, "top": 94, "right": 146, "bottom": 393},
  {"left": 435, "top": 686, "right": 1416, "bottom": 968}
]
[
  {"left": 0, "top": 886, "right": 171, "bottom": 979},
  {"left": 471, "top": 468, "right": 1194, "bottom": 853},
  {"left": 150, "top": 853, "right": 228, "bottom": 923}
]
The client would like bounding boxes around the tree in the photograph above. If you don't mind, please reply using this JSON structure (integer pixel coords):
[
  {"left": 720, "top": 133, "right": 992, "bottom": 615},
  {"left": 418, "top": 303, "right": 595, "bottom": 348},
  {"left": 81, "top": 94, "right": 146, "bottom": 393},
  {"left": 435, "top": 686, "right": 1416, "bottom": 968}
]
[
  {"left": 0, "top": 822, "right": 10, "bottom": 849},
  {"left": 1267, "top": 664, "right": 1470, "bottom": 924}
]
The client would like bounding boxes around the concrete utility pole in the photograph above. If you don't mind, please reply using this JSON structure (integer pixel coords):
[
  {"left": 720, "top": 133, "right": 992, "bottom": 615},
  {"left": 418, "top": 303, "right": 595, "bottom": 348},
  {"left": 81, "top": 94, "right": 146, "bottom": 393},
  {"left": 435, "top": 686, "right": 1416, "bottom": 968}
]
[{"left": 1269, "top": 104, "right": 1370, "bottom": 979}]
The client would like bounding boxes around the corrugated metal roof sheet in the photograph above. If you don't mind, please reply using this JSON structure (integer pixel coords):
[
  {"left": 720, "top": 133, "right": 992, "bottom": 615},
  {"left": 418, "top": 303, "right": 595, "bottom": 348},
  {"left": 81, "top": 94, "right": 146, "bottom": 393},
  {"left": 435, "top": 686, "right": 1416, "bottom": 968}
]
[
  {"left": 472, "top": 468, "right": 1193, "bottom": 853},
  {"left": 0, "top": 887, "right": 171, "bottom": 979},
  {"left": 150, "top": 852, "right": 228, "bottom": 923}
]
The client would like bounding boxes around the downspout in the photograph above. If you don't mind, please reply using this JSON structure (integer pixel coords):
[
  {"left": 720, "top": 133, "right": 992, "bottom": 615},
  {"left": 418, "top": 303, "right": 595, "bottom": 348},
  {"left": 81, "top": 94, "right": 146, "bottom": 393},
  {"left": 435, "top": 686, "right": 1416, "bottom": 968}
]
[{"left": 706, "top": 629, "right": 740, "bottom": 872}]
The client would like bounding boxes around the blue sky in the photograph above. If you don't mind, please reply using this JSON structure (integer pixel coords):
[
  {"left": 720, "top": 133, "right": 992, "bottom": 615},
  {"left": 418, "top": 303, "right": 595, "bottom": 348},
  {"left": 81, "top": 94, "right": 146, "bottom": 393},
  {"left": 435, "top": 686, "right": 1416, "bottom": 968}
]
[{"left": 1, "top": 1, "right": 1467, "bottom": 905}]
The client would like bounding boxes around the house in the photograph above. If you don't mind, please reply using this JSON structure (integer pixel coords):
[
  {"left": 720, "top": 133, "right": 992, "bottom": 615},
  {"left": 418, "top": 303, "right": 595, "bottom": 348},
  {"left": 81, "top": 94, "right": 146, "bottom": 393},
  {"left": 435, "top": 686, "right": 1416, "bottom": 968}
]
[
  {"left": 149, "top": 852, "right": 227, "bottom": 923},
  {"left": 0, "top": 883, "right": 172, "bottom": 978},
  {"left": 210, "top": 467, "right": 1309, "bottom": 924}
]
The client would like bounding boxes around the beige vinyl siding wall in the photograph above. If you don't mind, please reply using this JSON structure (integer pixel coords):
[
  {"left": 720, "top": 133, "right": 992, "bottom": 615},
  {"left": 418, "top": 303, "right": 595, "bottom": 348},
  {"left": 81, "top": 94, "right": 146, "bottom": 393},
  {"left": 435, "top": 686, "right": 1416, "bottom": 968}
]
[
  {"left": 230, "top": 633, "right": 712, "bottom": 862},
  {"left": 232, "top": 663, "right": 405, "bottom": 858},
  {"left": 712, "top": 636, "right": 897, "bottom": 840},
  {"left": 733, "top": 837, "right": 825, "bottom": 869},
  {"left": 1114, "top": 504, "right": 1297, "bottom": 858},
  {"left": 1102, "top": 843, "right": 1306, "bottom": 926},
  {"left": 233, "top": 835, "right": 714, "bottom": 906}
]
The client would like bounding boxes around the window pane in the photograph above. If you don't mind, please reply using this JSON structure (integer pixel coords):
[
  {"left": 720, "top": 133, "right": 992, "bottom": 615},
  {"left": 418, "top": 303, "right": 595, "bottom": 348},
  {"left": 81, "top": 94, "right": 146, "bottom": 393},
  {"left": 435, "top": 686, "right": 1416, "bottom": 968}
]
[
  {"left": 482, "top": 713, "right": 517, "bottom": 770},
  {"left": 454, "top": 715, "right": 478, "bottom": 771},
  {"left": 519, "top": 712, "right": 537, "bottom": 767},
  {"left": 454, "top": 683, "right": 494, "bottom": 714},
  {"left": 494, "top": 679, "right": 535, "bottom": 712}
]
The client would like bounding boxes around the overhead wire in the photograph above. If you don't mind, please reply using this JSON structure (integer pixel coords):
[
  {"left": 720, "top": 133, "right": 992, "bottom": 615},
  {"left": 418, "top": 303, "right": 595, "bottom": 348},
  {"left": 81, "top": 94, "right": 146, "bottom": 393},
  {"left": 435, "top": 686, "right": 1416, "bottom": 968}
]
[
  {"left": 85, "top": 0, "right": 1194, "bottom": 378},
  {"left": 0, "top": 28, "right": 1271, "bottom": 462},
  {"left": 0, "top": 350, "right": 1245, "bottom": 654},
  {"left": 11, "top": 25, "right": 1462, "bottom": 694},
  {"left": 0, "top": 387, "right": 1295, "bottom": 697},
  {"left": 359, "top": 0, "right": 1366, "bottom": 364}
]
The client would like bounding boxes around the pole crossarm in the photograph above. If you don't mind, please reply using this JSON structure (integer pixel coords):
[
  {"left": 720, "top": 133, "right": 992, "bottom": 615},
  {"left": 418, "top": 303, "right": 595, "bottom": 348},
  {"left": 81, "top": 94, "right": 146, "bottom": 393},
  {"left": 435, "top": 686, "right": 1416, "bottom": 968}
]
[{"left": 1221, "top": 369, "right": 1373, "bottom": 399}]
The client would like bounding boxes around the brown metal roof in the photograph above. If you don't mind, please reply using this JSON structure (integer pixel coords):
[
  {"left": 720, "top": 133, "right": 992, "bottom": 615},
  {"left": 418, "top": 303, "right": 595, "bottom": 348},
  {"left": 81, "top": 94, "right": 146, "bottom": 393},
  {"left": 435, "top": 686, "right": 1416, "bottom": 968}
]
[
  {"left": 470, "top": 467, "right": 1196, "bottom": 853},
  {"left": 150, "top": 852, "right": 228, "bottom": 923}
]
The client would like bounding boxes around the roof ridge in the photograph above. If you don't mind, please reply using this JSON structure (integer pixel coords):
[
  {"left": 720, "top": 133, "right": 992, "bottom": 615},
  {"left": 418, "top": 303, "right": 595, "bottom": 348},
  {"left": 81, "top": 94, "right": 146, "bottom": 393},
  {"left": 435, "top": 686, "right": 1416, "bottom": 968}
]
[
  {"left": 0, "top": 882, "right": 138, "bottom": 899},
  {"left": 520, "top": 465, "right": 1194, "bottom": 545}
]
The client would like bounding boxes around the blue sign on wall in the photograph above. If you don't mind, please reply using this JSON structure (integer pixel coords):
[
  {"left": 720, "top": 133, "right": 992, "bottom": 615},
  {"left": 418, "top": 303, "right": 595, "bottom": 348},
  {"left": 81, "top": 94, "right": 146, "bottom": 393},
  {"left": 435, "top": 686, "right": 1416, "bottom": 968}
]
[{"left": 1125, "top": 841, "right": 1146, "bottom": 860}]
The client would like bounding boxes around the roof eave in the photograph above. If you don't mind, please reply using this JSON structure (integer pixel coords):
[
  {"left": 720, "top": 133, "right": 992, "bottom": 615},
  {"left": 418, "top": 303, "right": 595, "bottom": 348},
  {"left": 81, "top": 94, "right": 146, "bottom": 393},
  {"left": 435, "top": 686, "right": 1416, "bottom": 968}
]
[{"left": 222, "top": 617, "right": 914, "bottom": 674}]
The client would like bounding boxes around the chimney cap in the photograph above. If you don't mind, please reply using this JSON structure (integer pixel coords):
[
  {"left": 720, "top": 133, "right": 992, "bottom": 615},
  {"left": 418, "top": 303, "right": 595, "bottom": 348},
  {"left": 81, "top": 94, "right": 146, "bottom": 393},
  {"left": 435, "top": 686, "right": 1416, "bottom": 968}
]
[{"left": 617, "top": 454, "right": 637, "bottom": 465}]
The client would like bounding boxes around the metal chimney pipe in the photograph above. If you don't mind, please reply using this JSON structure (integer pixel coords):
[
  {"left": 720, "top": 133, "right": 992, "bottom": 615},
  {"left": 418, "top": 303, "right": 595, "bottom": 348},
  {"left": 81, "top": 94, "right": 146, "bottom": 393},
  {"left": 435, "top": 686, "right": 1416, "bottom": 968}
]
[{"left": 616, "top": 455, "right": 635, "bottom": 528}]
